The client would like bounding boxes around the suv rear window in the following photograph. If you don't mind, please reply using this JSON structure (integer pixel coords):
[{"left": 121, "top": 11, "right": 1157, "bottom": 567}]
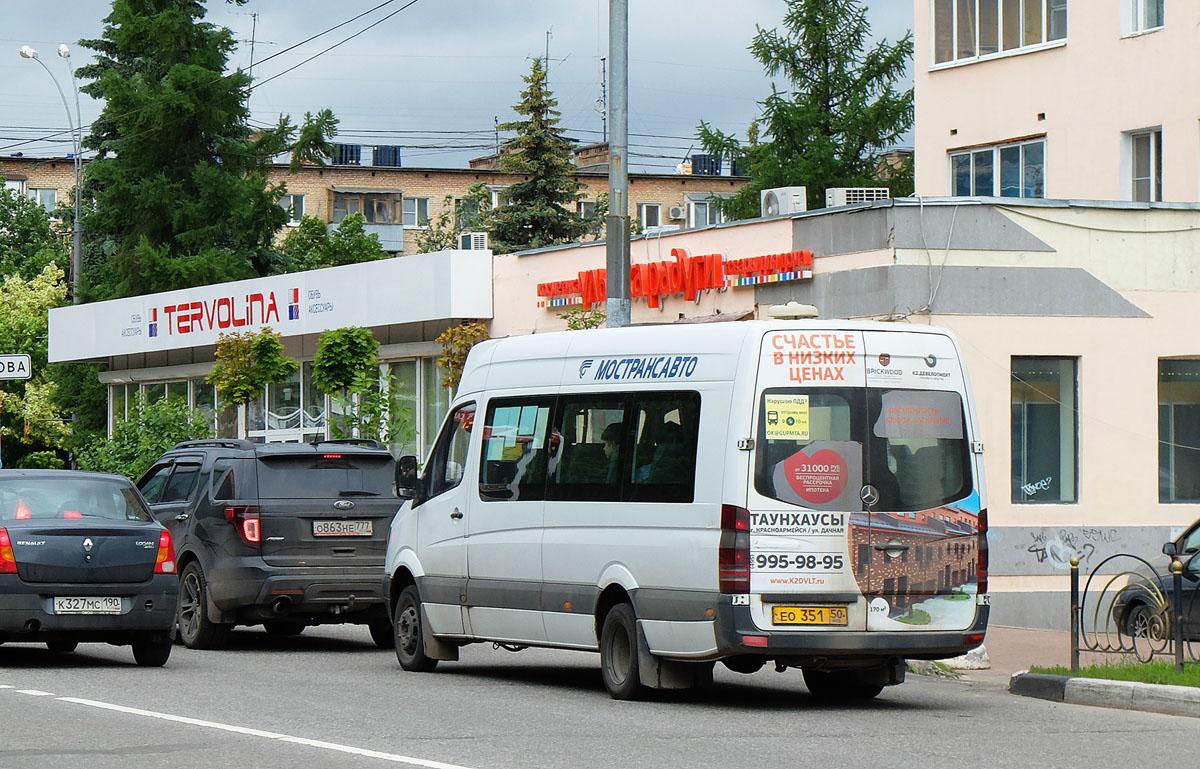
[{"left": 255, "top": 455, "right": 395, "bottom": 499}]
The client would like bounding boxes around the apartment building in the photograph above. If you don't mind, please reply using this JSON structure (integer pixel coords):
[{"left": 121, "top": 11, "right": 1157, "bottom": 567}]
[{"left": 914, "top": 0, "right": 1199, "bottom": 202}]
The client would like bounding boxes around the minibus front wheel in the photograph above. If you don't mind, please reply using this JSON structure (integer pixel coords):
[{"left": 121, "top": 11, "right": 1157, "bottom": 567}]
[{"left": 600, "top": 603, "right": 647, "bottom": 700}]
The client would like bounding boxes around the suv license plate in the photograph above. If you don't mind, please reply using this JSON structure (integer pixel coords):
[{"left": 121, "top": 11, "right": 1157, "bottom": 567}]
[
  {"left": 53, "top": 596, "right": 123, "bottom": 615},
  {"left": 313, "top": 520, "right": 373, "bottom": 537},
  {"left": 771, "top": 606, "right": 848, "bottom": 626}
]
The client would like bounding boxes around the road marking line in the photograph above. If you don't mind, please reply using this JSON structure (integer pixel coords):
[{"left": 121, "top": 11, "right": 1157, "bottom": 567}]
[
  {"left": 57, "top": 697, "right": 480, "bottom": 769},
  {"left": 16, "top": 690, "right": 54, "bottom": 696},
  {"left": 0, "top": 685, "right": 13, "bottom": 689}
]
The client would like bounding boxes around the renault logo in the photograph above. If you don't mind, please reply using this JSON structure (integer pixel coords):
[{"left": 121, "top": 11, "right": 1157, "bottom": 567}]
[
  {"left": 82, "top": 538, "right": 94, "bottom": 552},
  {"left": 333, "top": 500, "right": 355, "bottom": 510}
]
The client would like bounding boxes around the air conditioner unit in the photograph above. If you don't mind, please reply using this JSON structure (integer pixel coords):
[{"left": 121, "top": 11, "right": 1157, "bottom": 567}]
[
  {"left": 760, "top": 186, "right": 807, "bottom": 217},
  {"left": 458, "top": 231, "right": 489, "bottom": 250},
  {"left": 667, "top": 205, "right": 685, "bottom": 220},
  {"left": 825, "top": 187, "right": 890, "bottom": 208}
]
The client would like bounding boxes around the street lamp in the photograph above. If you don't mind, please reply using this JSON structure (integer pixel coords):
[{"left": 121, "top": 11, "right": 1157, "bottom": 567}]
[{"left": 20, "top": 44, "right": 83, "bottom": 304}]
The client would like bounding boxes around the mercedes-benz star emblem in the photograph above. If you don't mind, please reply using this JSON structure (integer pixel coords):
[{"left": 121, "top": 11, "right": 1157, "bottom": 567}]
[
  {"left": 82, "top": 538, "right": 94, "bottom": 552},
  {"left": 859, "top": 485, "right": 879, "bottom": 507}
]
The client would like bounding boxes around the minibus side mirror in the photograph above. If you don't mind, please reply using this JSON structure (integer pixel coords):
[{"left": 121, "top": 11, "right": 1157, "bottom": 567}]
[
  {"left": 396, "top": 455, "right": 419, "bottom": 500},
  {"left": 1163, "top": 541, "right": 1178, "bottom": 557}
]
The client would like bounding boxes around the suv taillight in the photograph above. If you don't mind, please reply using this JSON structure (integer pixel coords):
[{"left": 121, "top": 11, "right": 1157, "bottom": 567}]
[
  {"left": 976, "top": 508, "right": 988, "bottom": 595},
  {"left": 153, "top": 529, "right": 176, "bottom": 574},
  {"left": 719, "top": 504, "right": 751, "bottom": 594},
  {"left": 225, "top": 505, "right": 261, "bottom": 546},
  {"left": 0, "top": 527, "right": 16, "bottom": 573}
]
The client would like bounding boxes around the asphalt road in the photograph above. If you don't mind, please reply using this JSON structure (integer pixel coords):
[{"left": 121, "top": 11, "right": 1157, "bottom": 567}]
[{"left": 0, "top": 624, "right": 1192, "bottom": 769}]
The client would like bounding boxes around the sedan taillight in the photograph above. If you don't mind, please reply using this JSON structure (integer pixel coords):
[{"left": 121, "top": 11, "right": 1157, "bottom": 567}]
[
  {"left": 0, "top": 527, "right": 17, "bottom": 573},
  {"left": 225, "top": 506, "right": 261, "bottom": 546},
  {"left": 153, "top": 529, "right": 176, "bottom": 574}
]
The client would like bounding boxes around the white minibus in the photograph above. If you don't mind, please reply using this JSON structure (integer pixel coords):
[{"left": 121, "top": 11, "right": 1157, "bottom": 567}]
[{"left": 385, "top": 320, "right": 988, "bottom": 700}]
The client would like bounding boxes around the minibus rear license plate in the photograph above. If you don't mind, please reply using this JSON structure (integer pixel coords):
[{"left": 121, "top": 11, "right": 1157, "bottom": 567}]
[{"left": 771, "top": 606, "right": 848, "bottom": 626}]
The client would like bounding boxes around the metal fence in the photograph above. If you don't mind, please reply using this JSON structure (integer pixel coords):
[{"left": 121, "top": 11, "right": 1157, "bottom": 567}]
[{"left": 1070, "top": 554, "right": 1198, "bottom": 674}]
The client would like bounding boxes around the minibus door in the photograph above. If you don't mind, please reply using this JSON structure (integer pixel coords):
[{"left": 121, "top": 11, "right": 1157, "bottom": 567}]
[{"left": 861, "top": 332, "right": 981, "bottom": 633}]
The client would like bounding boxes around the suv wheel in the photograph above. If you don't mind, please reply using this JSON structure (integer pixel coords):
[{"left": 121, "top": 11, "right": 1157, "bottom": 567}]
[
  {"left": 394, "top": 586, "right": 436, "bottom": 671},
  {"left": 178, "top": 562, "right": 232, "bottom": 650}
]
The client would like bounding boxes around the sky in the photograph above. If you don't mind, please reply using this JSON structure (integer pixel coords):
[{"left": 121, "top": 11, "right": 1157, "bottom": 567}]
[{"left": 0, "top": 1, "right": 914, "bottom": 173}]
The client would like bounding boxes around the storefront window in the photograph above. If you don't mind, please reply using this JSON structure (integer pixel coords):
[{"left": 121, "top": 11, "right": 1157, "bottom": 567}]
[
  {"left": 302, "top": 361, "right": 326, "bottom": 433},
  {"left": 389, "top": 360, "right": 419, "bottom": 458},
  {"left": 110, "top": 384, "right": 127, "bottom": 427},
  {"left": 1159, "top": 360, "right": 1200, "bottom": 502},
  {"left": 143, "top": 383, "right": 166, "bottom": 405},
  {"left": 1011, "top": 357, "right": 1077, "bottom": 503},
  {"left": 422, "top": 357, "right": 450, "bottom": 458},
  {"left": 166, "top": 381, "right": 188, "bottom": 403}
]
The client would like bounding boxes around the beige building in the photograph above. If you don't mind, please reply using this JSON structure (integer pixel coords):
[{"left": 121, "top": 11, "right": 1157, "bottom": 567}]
[
  {"left": 1, "top": 144, "right": 747, "bottom": 258},
  {"left": 914, "top": 0, "right": 1199, "bottom": 202}
]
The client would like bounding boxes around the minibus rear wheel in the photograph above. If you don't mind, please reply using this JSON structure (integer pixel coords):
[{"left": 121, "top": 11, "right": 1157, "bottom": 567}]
[
  {"left": 600, "top": 603, "right": 646, "bottom": 700},
  {"left": 802, "top": 667, "right": 884, "bottom": 700}
]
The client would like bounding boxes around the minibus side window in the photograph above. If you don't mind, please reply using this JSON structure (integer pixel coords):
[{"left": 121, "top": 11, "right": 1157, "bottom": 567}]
[
  {"left": 625, "top": 392, "right": 700, "bottom": 503},
  {"left": 424, "top": 403, "right": 476, "bottom": 501},
  {"left": 547, "top": 395, "right": 627, "bottom": 502},
  {"left": 479, "top": 398, "right": 552, "bottom": 501}
]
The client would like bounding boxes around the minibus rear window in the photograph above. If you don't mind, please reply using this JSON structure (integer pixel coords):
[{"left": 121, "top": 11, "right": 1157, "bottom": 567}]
[{"left": 754, "top": 387, "right": 972, "bottom": 512}]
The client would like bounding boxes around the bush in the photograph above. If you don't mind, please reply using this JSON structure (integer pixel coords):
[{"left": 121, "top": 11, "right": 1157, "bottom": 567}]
[
  {"left": 76, "top": 394, "right": 211, "bottom": 480},
  {"left": 15, "top": 451, "right": 65, "bottom": 469}
]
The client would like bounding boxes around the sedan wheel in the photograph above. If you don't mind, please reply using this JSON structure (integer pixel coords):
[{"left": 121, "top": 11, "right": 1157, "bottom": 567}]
[{"left": 132, "top": 634, "right": 172, "bottom": 667}]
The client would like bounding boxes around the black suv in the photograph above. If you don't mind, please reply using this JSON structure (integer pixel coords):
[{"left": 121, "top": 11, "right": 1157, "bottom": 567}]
[{"left": 137, "top": 439, "right": 398, "bottom": 649}]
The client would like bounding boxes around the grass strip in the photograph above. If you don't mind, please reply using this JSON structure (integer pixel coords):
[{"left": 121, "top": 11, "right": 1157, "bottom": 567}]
[{"left": 1030, "top": 660, "right": 1200, "bottom": 688}]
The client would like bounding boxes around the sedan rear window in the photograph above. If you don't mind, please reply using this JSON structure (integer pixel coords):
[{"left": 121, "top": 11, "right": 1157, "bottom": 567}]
[
  {"left": 0, "top": 477, "right": 154, "bottom": 522},
  {"left": 255, "top": 455, "right": 395, "bottom": 499}
]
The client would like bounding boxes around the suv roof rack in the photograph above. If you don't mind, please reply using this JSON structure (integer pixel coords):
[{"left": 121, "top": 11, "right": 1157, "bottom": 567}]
[
  {"left": 172, "top": 439, "right": 256, "bottom": 450},
  {"left": 310, "top": 438, "right": 385, "bottom": 449}
]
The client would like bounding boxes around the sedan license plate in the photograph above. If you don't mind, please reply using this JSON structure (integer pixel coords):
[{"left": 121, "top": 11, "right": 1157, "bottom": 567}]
[
  {"left": 771, "top": 605, "right": 848, "bottom": 626},
  {"left": 53, "top": 596, "right": 123, "bottom": 615},
  {"left": 313, "top": 520, "right": 373, "bottom": 537}
]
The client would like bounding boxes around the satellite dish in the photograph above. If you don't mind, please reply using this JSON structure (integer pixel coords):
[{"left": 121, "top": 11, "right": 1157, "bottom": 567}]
[{"left": 763, "top": 191, "right": 781, "bottom": 217}]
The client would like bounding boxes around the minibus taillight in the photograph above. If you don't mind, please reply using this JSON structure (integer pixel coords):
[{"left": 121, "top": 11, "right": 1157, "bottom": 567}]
[
  {"left": 719, "top": 504, "right": 751, "bottom": 594},
  {"left": 225, "top": 505, "right": 261, "bottom": 546},
  {"left": 976, "top": 508, "right": 988, "bottom": 595}
]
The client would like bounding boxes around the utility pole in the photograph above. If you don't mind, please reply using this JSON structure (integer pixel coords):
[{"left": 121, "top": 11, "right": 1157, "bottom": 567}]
[
  {"left": 605, "top": 0, "right": 630, "bottom": 329},
  {"left": 599, "top": 57, "right": 608, "bottom": 143}
]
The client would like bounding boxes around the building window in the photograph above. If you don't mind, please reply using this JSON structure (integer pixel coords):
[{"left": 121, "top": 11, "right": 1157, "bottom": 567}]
[
  {"left": 1130, "top": 129, "right": 1162, "bottom": 202},
  {"left": 637, "top": 203, "right": 661, "bottom": 229},
  {"left": 687, "top": 198, "right": 726, "bottom": 228},
  {"left": 27, "top": 188, "right": 57, "bottom": 213},
  {"left": 279, "top": 194, "right": 304, "bottom": 225},
  {"left": 1159, "top": 360, "right": 1200, "bottom": 502},
  {"left": 1011, "top": 357, "right": 1078, "bottom": 504},
  {"left": 933, "top": 0, "right": 1066, "bottom": 65},
  {"left": 402, "top": 197, "right": 429, "bottom": 227},
  {"left": 577, "top": 200, "right": 596, "bottom": 218},
  {"left": 950, "top": 138, "right": 1044, "bottom": 198},
  {"left": 332, "top": 191, "right": 401, "bottom": 224},
  {"left": 3, "top": 178, "right": 23, "bottom": 194},
  {"left": 1126, "top": 0, "right": 1164, "bottom": 34}
]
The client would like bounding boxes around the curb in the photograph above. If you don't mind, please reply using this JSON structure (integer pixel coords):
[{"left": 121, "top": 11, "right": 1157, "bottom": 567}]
[{"left": 1009, "top": 671, "right": 1200, "bottom": 718}]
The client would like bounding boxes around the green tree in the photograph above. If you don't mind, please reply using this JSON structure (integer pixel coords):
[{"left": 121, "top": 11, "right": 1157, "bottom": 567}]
[
  {"left": 0, "top": 264, "right": 71, "bottom": 464},
  {"left": 0, "top": 181, "right": 70, "bottom": 281},
  {"left": 206, "top": 328, "right": 299, "bottom": 422},
  {"left": 77, "top": 0, "right": 338, "bottom": 300},
  {"left": 697, "top": 0, "right": 914, "bottom": 216},
  {"left": 328, "top": 370, "right": 416, "bottom": 451},
  {"left": 277, "top": 214, "right": 386, "bottom": 272},
  {"left": 414, "top": 184, "right": 492, "bottom": 253},
  {"left": 435, "top": 322, "right": 490, "bottom": 391},
  {"left": 312, "top": 327, "right": 379, "bottom": 393},
  {"left": 487, "top": 58, "right": 589, "bottom": 253},
  {"left": 76, "top": 394, "right": 211, "bottom": 480}
]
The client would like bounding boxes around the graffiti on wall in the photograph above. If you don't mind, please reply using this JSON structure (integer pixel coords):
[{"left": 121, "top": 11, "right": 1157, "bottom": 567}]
[{"left": 1022, "top": 527, "right": 1125, "bottom": 571}]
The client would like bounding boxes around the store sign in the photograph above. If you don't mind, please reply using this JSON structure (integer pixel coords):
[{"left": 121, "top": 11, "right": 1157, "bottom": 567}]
[
  {"left": 148, "top": 289, "right": 300, "bottom": 338},
  {"left": 536, "top": 247, "right": 813, "bottom": 309}
]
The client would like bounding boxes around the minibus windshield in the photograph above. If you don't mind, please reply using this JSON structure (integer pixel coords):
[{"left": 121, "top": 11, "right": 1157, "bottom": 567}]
[{"left": 754, "top": 387, "right": 973, "bottom": 512}]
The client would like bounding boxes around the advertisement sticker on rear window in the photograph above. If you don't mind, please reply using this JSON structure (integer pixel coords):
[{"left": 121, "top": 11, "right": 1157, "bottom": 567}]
[
  {"left": 763, "top": 395, "right": 810, "bottom": 441},
  {"left": 873, "top": 390, "right": 965, "bottom": 440}
]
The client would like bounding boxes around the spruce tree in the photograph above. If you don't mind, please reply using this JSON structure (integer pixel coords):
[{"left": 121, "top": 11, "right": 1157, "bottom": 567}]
[
  {"left": 698, "top": 0, "right": 914, "bottom": 217},
  {"left": 488, "top": 58, "right": 588, "bottom": 253},
  {"left": 77, "top": 0, "right": 338, "bottom": 300}
]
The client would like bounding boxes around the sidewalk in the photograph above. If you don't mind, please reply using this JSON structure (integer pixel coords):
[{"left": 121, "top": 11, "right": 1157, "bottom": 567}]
[{"left": 951, "top": 624, "right": 1200, "bottom": 718}]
